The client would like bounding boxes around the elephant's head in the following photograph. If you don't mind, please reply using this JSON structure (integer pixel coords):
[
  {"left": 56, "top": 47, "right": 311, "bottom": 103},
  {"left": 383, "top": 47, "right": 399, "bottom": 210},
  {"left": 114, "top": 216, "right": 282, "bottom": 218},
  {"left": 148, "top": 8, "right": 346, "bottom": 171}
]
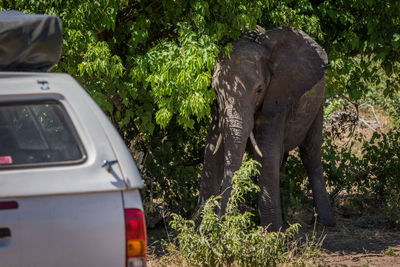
[{"left": 211, "top": 26, "right": 328, "bottom": 213}]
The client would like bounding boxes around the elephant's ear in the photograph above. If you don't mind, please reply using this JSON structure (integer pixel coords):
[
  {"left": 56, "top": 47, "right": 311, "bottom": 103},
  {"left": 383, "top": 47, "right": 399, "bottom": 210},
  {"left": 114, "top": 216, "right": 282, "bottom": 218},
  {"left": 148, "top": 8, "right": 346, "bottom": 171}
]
[{"left": 260, "top": 27, "right": 328, "bottom": 118}]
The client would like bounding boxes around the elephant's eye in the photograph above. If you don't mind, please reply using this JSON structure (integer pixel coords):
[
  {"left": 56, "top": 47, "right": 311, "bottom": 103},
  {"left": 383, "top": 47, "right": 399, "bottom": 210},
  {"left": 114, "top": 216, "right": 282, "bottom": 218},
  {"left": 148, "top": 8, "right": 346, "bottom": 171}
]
[{"left": 256, "top": 85, "right": 263, "bottom": 93}]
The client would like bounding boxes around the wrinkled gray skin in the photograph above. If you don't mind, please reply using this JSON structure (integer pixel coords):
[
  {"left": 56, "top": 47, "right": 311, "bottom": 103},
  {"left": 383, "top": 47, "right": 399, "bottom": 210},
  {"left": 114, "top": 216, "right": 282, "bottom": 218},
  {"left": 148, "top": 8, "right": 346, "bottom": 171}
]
[{"left": 198, "top": 26, "right": 336, "bottom": 231}]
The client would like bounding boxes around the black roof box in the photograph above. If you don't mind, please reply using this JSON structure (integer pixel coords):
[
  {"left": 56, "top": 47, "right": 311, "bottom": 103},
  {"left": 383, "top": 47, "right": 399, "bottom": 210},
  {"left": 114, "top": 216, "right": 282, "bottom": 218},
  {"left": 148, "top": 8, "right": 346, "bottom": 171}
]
[{"left": 0, "top": 10, "right": 62, "bottom": 71}]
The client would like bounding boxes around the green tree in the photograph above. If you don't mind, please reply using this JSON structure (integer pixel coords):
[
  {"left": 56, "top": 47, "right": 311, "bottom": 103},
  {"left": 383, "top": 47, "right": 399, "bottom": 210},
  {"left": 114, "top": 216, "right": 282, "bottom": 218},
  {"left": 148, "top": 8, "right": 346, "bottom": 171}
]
[
  {"left": 0, "top": 0, "right": 271, "bottom": 215},
  {"left": 2, "top": 0, "right": 399, "bottom": 216}
]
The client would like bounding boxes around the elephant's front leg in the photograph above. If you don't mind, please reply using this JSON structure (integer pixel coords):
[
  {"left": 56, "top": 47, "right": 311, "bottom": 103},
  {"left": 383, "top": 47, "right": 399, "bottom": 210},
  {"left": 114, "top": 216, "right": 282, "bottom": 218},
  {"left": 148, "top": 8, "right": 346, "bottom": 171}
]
[
  {"left": 254, "top": 113, "right": 286, "bottom": 231},
  {"left": 198, "top": 102, "right": 225, "bottom": 210},
  {"left": 299, "top": 105, "right": 336, "bottom": 226}
]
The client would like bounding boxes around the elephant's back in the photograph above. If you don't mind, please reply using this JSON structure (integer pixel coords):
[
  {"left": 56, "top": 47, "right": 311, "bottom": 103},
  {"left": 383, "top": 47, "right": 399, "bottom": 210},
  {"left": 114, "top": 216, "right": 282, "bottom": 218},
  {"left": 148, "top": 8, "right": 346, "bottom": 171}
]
[{"left": 283, "top": 77, "right": 325, "bottom": 152}]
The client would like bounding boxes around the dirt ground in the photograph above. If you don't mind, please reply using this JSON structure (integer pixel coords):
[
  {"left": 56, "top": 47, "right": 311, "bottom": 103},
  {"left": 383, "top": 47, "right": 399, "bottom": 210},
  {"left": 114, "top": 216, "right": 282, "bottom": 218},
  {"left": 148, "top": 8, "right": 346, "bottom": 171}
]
[
  {"left": 290, "top": 197, "right": 400, "bottom": 267},
  {"left": 314, "top": 220, "right": 400, "bottom": 266}
]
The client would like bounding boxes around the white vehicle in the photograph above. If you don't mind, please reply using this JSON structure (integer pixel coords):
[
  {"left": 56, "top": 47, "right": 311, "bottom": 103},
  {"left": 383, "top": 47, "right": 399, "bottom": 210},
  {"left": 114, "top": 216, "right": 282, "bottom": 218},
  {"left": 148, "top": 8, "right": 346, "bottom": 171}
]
[{"left": 0, "top": 11, "right": 146, "bottom": 267}]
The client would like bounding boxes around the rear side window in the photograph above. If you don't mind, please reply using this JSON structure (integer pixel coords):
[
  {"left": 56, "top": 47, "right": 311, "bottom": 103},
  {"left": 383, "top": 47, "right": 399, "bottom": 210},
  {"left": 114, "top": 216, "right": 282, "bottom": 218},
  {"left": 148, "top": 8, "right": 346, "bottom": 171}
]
[{"left": 0, "top": 101, "right": 86, "bottom": 168}]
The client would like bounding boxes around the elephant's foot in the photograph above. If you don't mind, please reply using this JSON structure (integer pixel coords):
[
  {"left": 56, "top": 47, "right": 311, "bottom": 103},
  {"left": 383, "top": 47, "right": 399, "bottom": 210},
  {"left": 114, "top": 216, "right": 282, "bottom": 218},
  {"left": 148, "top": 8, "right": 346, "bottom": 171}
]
[
  {"left": 316, "top": 202, "right": 336, "bottom": 227},
  {"left": 310, "top": 212, "right": 336, "bottom": 227},
  {"left": 319, "top": 215, "right": 336, "bottom": 227}
]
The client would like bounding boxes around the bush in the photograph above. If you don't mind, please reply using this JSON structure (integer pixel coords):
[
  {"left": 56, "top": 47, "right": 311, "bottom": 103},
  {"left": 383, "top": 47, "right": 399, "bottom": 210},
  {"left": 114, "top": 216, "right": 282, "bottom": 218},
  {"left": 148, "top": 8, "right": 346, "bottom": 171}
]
[
  {"left": 358, "top": 131, "right": 400, "bottom": 226},
  {"left": 282, "top": 130, "right": 400, "bottom": 227},
  {"left": 170, "top": 157, "right": 323, "bottom": 267}
]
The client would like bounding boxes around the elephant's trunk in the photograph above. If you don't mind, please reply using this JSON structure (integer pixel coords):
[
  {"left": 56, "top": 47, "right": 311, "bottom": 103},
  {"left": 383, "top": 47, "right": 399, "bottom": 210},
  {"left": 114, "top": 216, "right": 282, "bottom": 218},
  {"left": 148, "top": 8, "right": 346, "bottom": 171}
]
[{"left": 218, "top": 115, "right": 253, "bottom": 215}]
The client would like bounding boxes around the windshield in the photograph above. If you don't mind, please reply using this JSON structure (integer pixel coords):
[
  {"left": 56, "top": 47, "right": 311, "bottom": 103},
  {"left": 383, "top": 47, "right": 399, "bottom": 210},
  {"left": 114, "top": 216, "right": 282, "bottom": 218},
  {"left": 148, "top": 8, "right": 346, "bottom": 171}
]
[{"left": 0, "top": 101, "right": 86, "bottom": 168}]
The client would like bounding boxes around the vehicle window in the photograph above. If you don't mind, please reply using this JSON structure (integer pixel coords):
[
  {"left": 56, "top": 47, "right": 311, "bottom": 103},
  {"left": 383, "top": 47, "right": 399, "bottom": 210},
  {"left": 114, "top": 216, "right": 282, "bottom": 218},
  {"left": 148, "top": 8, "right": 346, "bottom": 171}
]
[{"left": 0, "top": 101, "right": 86, "bottom": 167}]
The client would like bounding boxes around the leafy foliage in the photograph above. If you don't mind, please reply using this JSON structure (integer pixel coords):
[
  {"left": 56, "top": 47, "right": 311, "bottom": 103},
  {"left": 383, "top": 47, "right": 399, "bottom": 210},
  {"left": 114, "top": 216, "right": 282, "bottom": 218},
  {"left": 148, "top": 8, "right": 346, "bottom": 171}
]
[
  {"left": 281, "top": 129, "right": 400, "bottom": 227},
  {"left": 0, "top": 0, "right": 271, "bottom": 216},
  {"left": 170, "top": 157, "right": 322, "bottom": 267},
  {"left": 2, "top": 0, "right": 400, "bottom": 220},
  {"left": 141, "top": 122, "right": 207, "bottom": 217},
  {"left": 2, "top": 0, "right": 271, "bottom": 132},
  {"left": 357, "top": 131, "right": 400, "bottom": 226}
]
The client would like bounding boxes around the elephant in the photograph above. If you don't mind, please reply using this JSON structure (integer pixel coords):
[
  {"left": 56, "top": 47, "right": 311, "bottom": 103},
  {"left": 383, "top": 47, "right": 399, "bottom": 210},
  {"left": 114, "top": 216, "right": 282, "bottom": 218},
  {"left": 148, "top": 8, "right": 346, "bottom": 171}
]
[{"left": 197, "top": 26, "right": 336, "bottom": 231}]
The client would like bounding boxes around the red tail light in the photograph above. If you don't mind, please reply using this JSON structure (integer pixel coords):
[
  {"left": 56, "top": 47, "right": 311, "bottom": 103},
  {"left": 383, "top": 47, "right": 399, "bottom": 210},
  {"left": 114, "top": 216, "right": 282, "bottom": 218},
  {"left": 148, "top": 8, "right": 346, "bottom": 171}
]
[
  {"left": 0, "top": 201, "right": 18, "bottom": 210},
  {"left": 125, "top": 209, "right": 146, "bottom": 267}
]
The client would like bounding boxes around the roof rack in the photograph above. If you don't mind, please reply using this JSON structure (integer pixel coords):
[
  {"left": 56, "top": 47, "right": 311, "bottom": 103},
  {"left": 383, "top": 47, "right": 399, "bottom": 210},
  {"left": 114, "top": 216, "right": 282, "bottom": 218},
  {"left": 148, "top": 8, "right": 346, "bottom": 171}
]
[{"left": 0, "top": 10, "right": 62, "bottom": 72}]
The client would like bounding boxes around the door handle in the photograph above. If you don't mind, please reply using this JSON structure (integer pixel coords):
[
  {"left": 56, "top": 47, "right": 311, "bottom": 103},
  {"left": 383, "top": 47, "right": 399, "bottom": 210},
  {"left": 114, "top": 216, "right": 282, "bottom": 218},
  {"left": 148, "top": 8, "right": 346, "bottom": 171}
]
[
  {"left": 102, "top": 160, "right": 118, "bottom": 172},
  {"left": 0, "top": 228, "right": 11, "bottom": 239}
]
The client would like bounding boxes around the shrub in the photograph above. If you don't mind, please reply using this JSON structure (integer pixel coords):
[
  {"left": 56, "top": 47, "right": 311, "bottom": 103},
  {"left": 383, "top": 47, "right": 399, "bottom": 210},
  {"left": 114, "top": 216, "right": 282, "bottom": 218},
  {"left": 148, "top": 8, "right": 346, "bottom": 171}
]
[
  {"left": 358, "top": 131, "right": 400, "bottom": 226},
  {"left": 283, "top": 130, "right": 400, "bottom": 227},
  {"left": 170, "top": 156, "right": 323, "bottom": 267}
]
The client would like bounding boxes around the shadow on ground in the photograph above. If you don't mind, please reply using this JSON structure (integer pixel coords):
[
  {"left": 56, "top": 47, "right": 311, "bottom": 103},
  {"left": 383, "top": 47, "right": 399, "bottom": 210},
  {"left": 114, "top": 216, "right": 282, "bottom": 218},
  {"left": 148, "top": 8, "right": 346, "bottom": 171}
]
[{"left": 292, "top": 197, "right": 400, "bottom": 266}]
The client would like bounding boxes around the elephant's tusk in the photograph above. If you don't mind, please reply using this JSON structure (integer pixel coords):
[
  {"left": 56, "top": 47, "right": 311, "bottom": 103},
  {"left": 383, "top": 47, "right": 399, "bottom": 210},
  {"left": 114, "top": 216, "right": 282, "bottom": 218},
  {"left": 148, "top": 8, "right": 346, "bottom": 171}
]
[
  {"left": 213, "top": 133, "right": 223, "bottom": 155},
  {"left": 250, "top": 132, "right": 263, "bottom": 157}
]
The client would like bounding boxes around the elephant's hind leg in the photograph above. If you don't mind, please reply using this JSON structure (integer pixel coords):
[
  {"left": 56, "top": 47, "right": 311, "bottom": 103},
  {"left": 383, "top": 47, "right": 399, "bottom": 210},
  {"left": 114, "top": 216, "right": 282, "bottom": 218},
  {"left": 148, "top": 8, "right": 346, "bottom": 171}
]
[{"left": 299, "top": 105, "right": 336, "bottom": 227}]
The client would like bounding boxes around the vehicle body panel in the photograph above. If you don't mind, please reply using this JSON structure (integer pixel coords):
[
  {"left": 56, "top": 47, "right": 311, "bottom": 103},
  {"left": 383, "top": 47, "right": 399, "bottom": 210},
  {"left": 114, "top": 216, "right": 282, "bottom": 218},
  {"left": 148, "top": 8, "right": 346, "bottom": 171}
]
[{"left": 0, "top": 192, "right": 127, "bottom": 267}]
